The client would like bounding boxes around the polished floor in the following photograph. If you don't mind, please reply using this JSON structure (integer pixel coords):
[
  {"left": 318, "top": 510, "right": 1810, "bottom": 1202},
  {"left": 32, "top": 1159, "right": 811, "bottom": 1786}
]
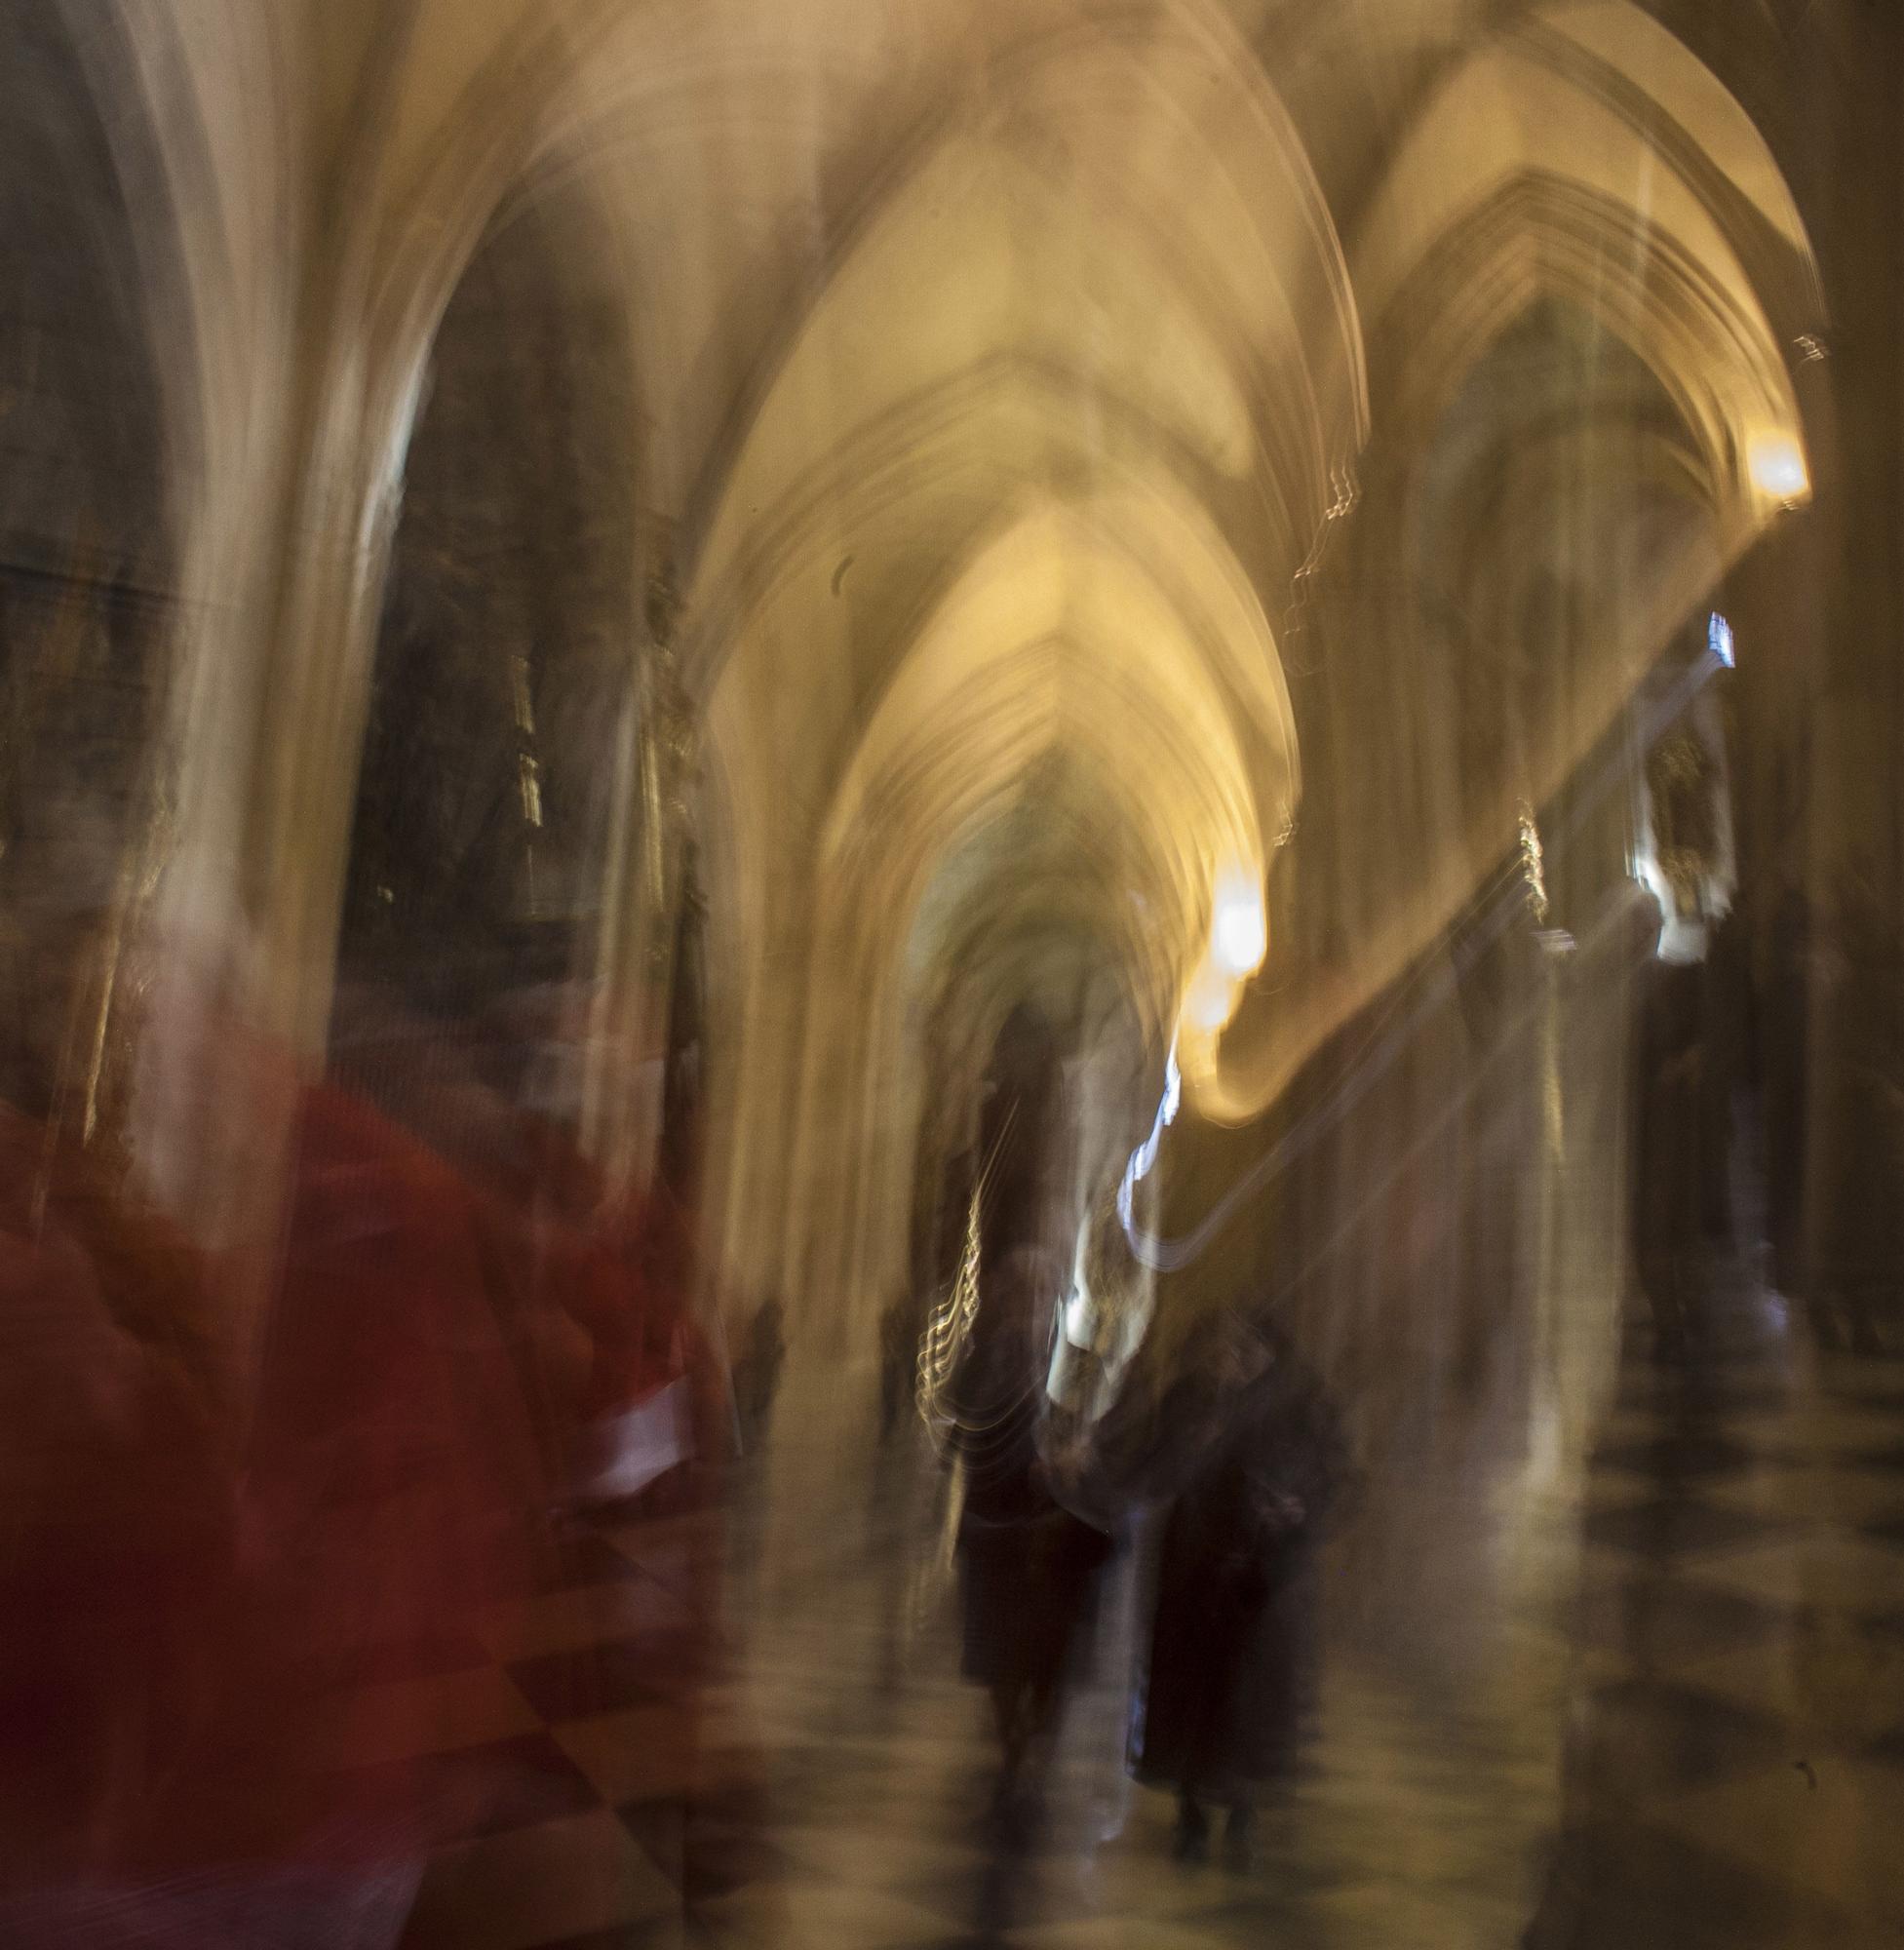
[
  {"left": 371, "top": 938, "right": 1904, "bottom": 1949},
  {"left": 371, "top": 1296, "right": 1904, "bottom": 1950}
]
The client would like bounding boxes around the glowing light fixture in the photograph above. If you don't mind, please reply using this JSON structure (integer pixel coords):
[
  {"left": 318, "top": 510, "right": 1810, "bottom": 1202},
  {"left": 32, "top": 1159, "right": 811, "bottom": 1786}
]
[
  {"left": 1185, "top": 956, "right": 1235, "bottom": 1034},
  {"left": 1211, "top": 863, "right": 1267, "bottom": 977},
  {"left": 1748, "top": 431, "right": 1808, "bottom": 504},
  {"left": 1708, "top": 612, "right": 1734, "bottom": 669}
]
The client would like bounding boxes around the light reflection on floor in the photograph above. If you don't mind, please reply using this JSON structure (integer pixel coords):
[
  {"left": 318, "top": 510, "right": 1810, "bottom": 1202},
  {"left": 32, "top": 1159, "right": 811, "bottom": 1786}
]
[{"left": 395, "top": 957, "right": 1904, "bottom": 1948}]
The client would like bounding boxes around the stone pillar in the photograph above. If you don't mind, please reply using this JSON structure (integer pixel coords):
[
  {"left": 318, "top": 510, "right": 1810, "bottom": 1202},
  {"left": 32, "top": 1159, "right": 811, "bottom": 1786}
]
[
  {"left": 1794, "top": 6, "right": 1904, "bottom": 1338},
  {"left": 582, "top": 524, "right": 696, "bottom": 1199}
]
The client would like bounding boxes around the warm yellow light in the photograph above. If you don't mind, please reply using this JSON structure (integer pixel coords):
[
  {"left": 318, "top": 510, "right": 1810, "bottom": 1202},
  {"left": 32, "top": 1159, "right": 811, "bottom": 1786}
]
[
  {"left": 1748, "top": 431, "right": 1808, "bottom": 504},
  {"left": 1211, "top": 863, "right": 1267, "bottom": 977},
  {"left": 1185, "top": 956, "right": 1235, "bottom": 1034}
]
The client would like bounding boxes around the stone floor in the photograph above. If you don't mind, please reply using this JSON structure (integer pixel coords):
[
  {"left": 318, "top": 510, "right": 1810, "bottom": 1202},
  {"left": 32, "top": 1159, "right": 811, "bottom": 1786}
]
[
  {"left": 381, "top": 944, "right": 1904, "bottom": 1950},
  {"left": 378, "top": 1298, "right": 1904, "bottom": 1950}
]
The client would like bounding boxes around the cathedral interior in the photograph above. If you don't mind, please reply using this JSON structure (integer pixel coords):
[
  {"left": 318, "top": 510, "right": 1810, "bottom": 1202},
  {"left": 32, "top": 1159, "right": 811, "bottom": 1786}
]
[{"left": 1, "top": 1, "right": 1901, "bottom": 1945}]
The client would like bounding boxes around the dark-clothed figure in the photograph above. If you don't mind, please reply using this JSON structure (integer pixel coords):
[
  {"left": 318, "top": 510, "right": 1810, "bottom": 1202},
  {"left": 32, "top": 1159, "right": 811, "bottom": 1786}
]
[
  {"left": 946, "top": 1008, "right": 1109, "bottom": 1821},
  {"left": 733, "top": 1296, "right": 786, "bottom": 1448},
  {"left": 1699, "top": 910, "right": 1749, "bottom": 1247},
  {"left": 1086, "top": 1309, "right": 1349, "bottom": 1864},
  {"left": 1759, "top": 888, "right": 1810, "bottom": 1303},
  {"left": 1632, "top": 953, "right": 1708, "bottom": 1355}
]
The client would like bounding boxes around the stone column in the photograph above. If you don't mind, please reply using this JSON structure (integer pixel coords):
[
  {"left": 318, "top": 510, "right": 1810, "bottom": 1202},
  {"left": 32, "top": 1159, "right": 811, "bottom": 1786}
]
[
  {"left": 582, "top": 524, "right": 698, "bottom": 1199},
  {"left": 1792, "top": 5, "right": 1904, "bottom": 1338}
]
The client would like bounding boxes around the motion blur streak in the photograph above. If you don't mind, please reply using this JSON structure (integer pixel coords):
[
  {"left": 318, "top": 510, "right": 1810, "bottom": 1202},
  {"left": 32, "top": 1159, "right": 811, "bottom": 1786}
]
[{"left": 1, "top": 2, "right": 1900, "bottom": 1947}]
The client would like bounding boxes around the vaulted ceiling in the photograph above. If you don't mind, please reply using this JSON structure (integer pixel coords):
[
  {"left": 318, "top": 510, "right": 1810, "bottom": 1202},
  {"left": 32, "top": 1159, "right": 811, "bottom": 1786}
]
[{"left": 11, "top": 0, "right": 1837, "bottom": 1306}]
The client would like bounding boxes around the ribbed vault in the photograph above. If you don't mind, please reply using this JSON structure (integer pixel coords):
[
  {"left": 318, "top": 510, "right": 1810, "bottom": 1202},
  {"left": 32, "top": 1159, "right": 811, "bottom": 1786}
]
[{"left": 25, "top": 0, "right": 1839, "bottom": 1361}]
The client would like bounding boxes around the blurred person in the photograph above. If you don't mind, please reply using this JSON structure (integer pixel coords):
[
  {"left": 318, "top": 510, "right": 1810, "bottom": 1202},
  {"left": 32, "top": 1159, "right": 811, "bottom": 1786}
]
[
  {"left": 366, "top": 993, "right": 742, "bottom": 1852},
  {"left": 0, "top": 1104, "right": 235, "bottom": 1892},
  {"left": 1631, "top": 933, "right": 1709, "bottom": 1358},
  {"left": 731, "top": 1292, "right": 786, "bottom": 1450},
  {"left": 1700, "top": 903, "right": 1751, "bottom": 1249},
  {"left": 122, "top": 1009, "right": 555, "bottom": 1944},
  {"left": 336, "top": 994, "right": 605, "bottom": 1498},
  {"left": 945, "top": 1006, "right": 1112, "bottom": 1829},
  {"left": 1758, "top": 884, "right": 1811, "bottom": 1303},
  {"left": 328, "top": 985, "right": 721, "bottom": 1509},
  {"left": 0, "top": 890, "right": 243, "bottom": 1932},
  {"left": 0, "top": 874, "right": 230, "bottom": 1825},
  {"left": 1075, "top": 1305, "right": 1351, "bottom": 1867}
]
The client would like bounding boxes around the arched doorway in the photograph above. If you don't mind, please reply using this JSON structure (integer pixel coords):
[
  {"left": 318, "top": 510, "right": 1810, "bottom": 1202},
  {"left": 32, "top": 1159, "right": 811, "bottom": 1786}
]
[{"left": 330, "top": 188, "right": 640, "bottom": 1145}]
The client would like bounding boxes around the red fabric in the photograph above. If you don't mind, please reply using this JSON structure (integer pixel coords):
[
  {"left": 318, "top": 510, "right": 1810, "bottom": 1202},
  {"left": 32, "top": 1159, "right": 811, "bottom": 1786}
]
[
  {"left": 0, "top": 1105, "right": 235, "bottom": 1884},
  {"left": 454, "top": 1114, "right": 669, "bottom": 1426},
  {"left": 221, "top": 1083, "right": 543, "bottom": 1857}
]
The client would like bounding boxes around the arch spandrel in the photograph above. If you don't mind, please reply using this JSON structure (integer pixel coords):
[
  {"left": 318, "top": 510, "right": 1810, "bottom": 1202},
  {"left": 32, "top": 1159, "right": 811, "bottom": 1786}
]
[
  {"left": 1350, "top": 8, "right": 1821, "bottom": 527},
  {"left": 1535, "top": 0, "right": 1813, "bottom": 266}
]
